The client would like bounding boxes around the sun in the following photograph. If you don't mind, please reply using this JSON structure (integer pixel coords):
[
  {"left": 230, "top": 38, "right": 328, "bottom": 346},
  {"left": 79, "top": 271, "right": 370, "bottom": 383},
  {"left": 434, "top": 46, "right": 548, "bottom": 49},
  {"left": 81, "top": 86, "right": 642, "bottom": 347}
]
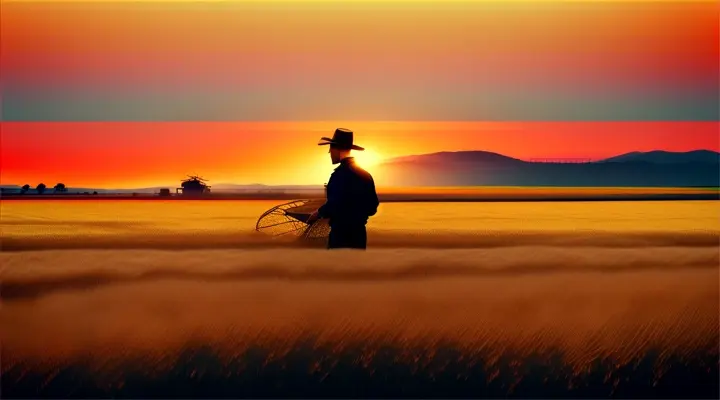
[{"left": 354, "top": 150, "right": 383, "bottom": 168}]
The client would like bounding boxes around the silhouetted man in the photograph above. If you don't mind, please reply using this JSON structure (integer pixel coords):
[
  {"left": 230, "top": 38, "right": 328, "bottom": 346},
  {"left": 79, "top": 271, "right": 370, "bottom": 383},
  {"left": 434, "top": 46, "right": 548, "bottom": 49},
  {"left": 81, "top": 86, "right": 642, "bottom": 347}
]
[{"left": 307, "top": 128, "right": 379, "bottom": 249}]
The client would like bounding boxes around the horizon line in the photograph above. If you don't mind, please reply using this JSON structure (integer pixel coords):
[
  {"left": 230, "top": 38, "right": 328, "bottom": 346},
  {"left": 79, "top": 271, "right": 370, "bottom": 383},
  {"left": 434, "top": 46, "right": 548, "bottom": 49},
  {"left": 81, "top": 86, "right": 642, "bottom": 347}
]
[{"left": 2, "top": 148, "right": 717, "bottom": 190}]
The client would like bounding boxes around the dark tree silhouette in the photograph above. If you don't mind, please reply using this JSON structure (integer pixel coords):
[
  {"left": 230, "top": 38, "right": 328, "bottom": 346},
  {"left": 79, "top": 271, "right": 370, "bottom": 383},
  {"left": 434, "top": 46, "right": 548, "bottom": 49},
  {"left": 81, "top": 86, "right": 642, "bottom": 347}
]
[
  {"left": 54, "top": 183, "right": 67, "bottom": 193},
  {"left": 21, "top": 184, "right": 30, "bottom": 194},
  {"left": 36, "top": 183, "right": 47, "bottom": 194}
]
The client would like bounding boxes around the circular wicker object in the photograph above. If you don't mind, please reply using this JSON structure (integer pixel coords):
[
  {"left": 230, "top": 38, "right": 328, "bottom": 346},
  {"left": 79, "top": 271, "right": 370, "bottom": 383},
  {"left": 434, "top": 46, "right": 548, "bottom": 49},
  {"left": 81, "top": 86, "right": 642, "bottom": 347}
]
[{"left": 255, "top": 199, "right": 330, "bottom": 244}]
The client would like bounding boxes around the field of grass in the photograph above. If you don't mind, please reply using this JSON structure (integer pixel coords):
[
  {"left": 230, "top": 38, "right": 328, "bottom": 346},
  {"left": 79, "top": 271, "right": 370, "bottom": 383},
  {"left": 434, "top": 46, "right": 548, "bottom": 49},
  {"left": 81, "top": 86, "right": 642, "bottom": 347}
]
[{"left": 1, "top": 200, "right": 718, "bottom": 397}]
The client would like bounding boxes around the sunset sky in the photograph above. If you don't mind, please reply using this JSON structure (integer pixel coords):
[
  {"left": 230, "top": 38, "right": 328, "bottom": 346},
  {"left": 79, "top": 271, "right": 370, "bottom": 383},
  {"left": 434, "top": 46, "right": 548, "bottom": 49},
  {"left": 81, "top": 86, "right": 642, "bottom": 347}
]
[{"left": 2, "top": 0, "right": 718, "bottom": 187}]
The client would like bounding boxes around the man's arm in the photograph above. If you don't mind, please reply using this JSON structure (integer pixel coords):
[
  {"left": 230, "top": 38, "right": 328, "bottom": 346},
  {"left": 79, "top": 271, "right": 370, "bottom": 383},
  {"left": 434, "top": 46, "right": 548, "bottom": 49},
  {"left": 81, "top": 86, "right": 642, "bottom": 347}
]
[
  {"left": 366, "top": 177, "right": 379, "bottom": 217},
  {"left": 317, "top": 174, "right": 340, "bottom": 219}
]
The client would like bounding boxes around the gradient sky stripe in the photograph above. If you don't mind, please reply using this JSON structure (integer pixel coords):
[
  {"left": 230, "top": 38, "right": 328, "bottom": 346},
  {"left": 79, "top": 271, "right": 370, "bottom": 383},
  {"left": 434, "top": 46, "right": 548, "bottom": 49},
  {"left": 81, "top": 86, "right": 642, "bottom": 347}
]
[
  {"left": 2, "top": 121, "right": 718, "bottom": 187},
  {"left": 2, "top": 0, "right": 718, "bottom": 186},
  {"left": 2, "top": 0, "right": 718, "bottom": 121},
  {"left": 4, "top": 89, "right": 718, "bottom": 121}
]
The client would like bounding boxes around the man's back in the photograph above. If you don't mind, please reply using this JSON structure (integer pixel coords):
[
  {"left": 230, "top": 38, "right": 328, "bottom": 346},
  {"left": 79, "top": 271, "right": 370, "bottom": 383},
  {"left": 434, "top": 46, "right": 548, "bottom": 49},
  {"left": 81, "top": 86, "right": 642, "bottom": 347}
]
[{"left": 320, "top": 157, "right": 379, "bottom": 229}]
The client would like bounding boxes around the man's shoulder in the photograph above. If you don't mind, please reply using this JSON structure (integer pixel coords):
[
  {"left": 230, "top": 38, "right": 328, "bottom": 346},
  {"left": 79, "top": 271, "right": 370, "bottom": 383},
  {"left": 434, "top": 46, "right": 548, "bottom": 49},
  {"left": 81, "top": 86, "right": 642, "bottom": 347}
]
[
  {"left": 333, "top": 159, "right": 374, "bottom": 181},
  {"left": 349, "top": 163, "right": 374, "bottom": 181}
]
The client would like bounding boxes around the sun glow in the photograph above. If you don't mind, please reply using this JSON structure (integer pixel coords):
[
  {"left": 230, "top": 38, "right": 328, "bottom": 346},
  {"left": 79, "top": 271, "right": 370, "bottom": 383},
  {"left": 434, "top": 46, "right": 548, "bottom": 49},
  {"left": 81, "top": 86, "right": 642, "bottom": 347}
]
[{"left": 353, "top": 150, "right": 384, "bottom": 168}]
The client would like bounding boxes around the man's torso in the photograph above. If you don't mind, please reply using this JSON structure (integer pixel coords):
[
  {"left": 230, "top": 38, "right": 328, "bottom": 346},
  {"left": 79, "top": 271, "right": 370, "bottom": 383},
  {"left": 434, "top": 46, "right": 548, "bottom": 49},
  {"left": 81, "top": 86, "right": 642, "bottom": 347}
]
[{"left": 325, "top": 158, "right": 378, "bottom": 229}]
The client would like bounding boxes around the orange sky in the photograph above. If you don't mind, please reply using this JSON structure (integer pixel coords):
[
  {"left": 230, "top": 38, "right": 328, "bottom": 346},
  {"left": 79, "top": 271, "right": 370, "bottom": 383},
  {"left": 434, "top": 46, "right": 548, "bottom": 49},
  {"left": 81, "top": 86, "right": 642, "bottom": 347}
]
[
  {"left": 3, "top": 1, "right": 718, "bottom": 121},
  {"left": 2, "top": 121, "right": 717, "bottom": 188},
  {"left": 1, "top": 1, "right": 718, "bottom": 187}
]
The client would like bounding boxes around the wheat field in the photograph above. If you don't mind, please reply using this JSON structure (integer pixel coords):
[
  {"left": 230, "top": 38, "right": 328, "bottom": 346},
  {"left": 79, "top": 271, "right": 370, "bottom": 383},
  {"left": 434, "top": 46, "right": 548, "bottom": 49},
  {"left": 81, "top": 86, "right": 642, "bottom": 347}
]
[{"left": 1, "top": 200, "right": 718, "bottom": 398}]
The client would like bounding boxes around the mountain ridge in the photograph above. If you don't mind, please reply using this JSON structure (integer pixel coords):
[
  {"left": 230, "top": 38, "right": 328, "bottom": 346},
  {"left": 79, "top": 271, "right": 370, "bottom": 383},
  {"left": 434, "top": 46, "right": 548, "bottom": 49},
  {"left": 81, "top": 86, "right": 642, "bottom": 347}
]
[
  {"left": 384, "top": 150, "right": 525, "bottom": 165},
  {"left": 3, "top": 150, "right": 718, "bottom": 192},
  {"left": 597, "top": 149, "right": 719, "bottom": 164},
  {"left": 381, "top": 149, "right": 719, "bottom": 165},
  {"left": 373, "top": 149, "right": 719, "bottom": 187}
]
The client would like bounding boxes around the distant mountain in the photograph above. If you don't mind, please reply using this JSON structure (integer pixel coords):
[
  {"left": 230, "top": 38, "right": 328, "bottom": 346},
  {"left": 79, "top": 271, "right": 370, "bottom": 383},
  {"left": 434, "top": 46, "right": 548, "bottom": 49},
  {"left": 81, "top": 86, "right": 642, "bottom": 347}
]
[
  {"left": 599, "top": 150, "right": 720, "bottom": 164},
  {"left": 374, "top": 150, "right": 720, "bottom": 187},
  {"left": 386, "top": 151, "right": 524, "bottom": 165},
  {"left": 4, "top": 150, "right": 718, "bottom": 193}
]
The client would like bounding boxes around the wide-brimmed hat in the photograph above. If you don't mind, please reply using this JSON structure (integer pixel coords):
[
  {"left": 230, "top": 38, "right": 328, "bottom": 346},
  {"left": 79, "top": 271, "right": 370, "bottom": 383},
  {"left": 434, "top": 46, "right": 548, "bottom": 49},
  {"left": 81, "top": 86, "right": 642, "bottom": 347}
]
[{"left": 318, "top": 128, "right": 365, "bottom": 151}]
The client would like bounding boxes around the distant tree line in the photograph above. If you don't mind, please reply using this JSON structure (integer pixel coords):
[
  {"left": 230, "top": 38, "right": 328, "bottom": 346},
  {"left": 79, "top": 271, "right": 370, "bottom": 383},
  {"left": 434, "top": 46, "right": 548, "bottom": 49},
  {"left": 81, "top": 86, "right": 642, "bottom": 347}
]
[{"left": 17, "top": 183, "right": 97, "bottom": 195}]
